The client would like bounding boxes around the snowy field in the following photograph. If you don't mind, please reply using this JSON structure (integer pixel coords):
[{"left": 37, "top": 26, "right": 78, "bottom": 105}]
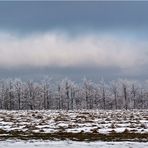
[
  {"left": 0, "top": 140, "right": 148, "bottom": 148},
  {"left": 0, "top": 110, "right": 147, "bottom": 141}
]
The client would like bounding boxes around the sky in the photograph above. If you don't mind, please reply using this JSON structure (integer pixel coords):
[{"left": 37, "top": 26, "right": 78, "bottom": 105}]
[{"left": 0, "top": 1, "right": 148, "bottom": 81}]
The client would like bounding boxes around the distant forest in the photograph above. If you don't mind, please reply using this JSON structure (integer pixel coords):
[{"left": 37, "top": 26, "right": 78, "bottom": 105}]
[{"left": 0, "top": 78, "right": 147, "bottom": 110}]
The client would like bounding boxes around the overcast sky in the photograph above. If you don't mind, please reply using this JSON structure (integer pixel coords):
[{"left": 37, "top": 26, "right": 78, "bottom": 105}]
[{"left": 0, "top": 1, "right": 148, "bottom": 81}]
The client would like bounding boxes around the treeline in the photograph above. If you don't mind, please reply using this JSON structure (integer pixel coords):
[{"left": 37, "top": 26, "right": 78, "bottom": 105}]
[{"left": 0, "top": 78, "right": 147, "bottom": 110}]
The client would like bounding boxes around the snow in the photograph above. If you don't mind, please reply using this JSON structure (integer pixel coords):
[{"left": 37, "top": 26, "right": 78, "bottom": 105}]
[
  {"left": 0, "top": 140, "right": 148, "bottom": 148},
  {"left": 0, "top": 109, "right": 147, "bottom": 135},
  {"left": 0, "top": 110, "right": 147, "bottom": 141}
]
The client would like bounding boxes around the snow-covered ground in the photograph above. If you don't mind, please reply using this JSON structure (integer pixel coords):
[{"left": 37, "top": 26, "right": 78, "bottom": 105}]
[
  {"left": 0, "top": 110, "right": 147, "bottom": 134},
  {"left": 0, "top": 110, "right": 147, "bottom": 141},
  {"left": 0, "top": 140, "right": 148, "bottom": 148}
]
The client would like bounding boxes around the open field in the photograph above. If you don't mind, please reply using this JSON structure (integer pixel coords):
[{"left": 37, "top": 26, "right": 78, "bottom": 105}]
[
  {"left": 0, "top": 110, "right": 147, "bottom": 141},
  {"left": 0, "top": 140, "right": 148, "bottom": 148}
]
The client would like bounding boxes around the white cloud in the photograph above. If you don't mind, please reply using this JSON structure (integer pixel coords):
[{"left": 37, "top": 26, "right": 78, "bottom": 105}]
[{"left": 0, "top": 31, "right": 147, "bottom": 70}]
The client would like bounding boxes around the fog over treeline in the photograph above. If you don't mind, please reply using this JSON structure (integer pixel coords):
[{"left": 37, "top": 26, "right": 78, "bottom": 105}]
[{"left": 0, "top": 77, "right": 147, "bottom": 110}]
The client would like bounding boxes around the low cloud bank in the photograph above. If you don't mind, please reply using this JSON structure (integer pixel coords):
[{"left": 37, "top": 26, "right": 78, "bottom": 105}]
[{"left": 0, "top": 31, "right": 147, "bottom": 70}]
